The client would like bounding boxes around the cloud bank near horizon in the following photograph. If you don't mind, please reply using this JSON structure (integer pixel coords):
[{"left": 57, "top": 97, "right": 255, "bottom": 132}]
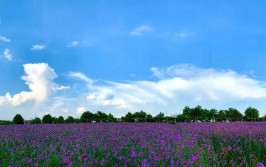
[{"left": 1, "top": 63, "right": 266, "bottom": 119}]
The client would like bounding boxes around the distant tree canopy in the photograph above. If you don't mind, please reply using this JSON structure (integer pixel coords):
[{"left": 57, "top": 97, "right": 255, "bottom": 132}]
[
  {"left": 80, "top": 111, "right": 94, "bottom": 123},
  {"left": 31, "top": 117, "right": 41, "bottom": 124},
  {"left": 42, "top": 114, "right": 53, "bottom": 124},
  {"left": 13, "top": 114, "right": 24, "bottom": 124},
  {"left": 7, "top": 105, "right": 266, "bottom": 124},
  {"left": 65, "top": 116, "right": 75, "bottom": 123},
  {"left": 244, "top": 107, "right": 259, "bottom": 121},
  {"left": 225, "top": 108, "right": 243, "bottom": 121}
]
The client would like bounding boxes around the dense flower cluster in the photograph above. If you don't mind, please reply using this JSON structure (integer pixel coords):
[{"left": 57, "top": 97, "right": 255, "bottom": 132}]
[{"left": 0, "top": 122, "right": 265, "bottom": 166}]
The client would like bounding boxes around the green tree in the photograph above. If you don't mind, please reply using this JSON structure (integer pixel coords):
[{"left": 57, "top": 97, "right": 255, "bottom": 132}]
[
  {"left": 133, "top": 111, "right": 148, "bottom": 122},
  {"left": 107, "top": 113, "right": 117, "bottom": 122},
  {"left": 123, "top": 112, "right": 134, "bottom": 122},
  {"left": 74, "top": 118, "right": 81, "bottom": 123},
  {"left": 217, "top": 110, "right": 226, "bottom": 122},
  {"left": 94, "top": 111, "right": 108, "bottom": 122},
  {"left": 154, "top": 112, "right": 165, "bottom": 122},
  {"left": 42, "top": 114, "right": 53, "bottom": 123},
  {"left": 263, "top": 114, "right": 266, "bottom": 121},
  {"left": 146, "top": 114, "right": 153, "bottom": 122},
  {"left": 244, "top": 107, "right": 259, "bottom": 121},
  {"left": 65, "top": 116, "right": 75, "bottom": 123},
  {"left": 209, "top": 109, "right": 218, "bottom": 121},
  {"left": 176, "top": 114, "right": 186, "bottom": 122},
  {"left": 13, "top": 114, "right": 24, "bottom": 124},
  {"left": 225, "top": 108, "right": 242, "bottom": 121},
  {"left": 80, "top": 111, "right": 94, "bottom": 123},
  {"left": 182, "top": 106, "right": 192, "bottom": 122},
  {"left": 57, "top": 116, "right": 64, "bottom": 123},
  {"left": 202, "top": 109, "right": 210, "bottom": 121},
  {"left": 191, "top": 105, "right": 203, "bottom": 121},
  {"left": 31, "top": 117, "right": 41, "bottom": 124}
]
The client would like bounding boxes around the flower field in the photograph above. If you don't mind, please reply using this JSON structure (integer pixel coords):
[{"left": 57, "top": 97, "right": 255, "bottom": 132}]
[{"left": 0, "top": 122, "right": 265, "bottom": 167}]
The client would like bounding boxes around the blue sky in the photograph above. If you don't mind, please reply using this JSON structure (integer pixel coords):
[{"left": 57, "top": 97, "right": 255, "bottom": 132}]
[{"left": 1, "top": 0, "right": 266, "bottom": 119}]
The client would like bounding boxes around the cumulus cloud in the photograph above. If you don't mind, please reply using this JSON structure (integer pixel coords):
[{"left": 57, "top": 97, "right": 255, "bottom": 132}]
[
  {"left": 31, "top": 44, "right": 45, "bottom": 50},
  {"left": 67, "top": 41, "right": 79, "bottom": 47},
  {"left": 130, "top": 25, "right": 152, "bottom": 36},
  {"left": 77, "top": 107, "right": 86, "bottom": 115},
  {"left": 0, "top": 35, "right": 11, "bottom": 42},
  {"left": 79, "top": 64, "right": 266, "bottom": 115},
  {"left": 2, "top": 48, "right": 12, "bottom": 61},
  {"left": 0, "top": 63, "right": 68, "bottom": 106},
  {"left": 2, "top": 63, "right": 266, "bottom": 119}
]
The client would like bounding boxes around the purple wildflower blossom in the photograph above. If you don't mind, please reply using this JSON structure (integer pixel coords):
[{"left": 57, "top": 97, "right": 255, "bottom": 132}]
[{"left": 256, "top": 163, "right": 265, "bottom": 167}]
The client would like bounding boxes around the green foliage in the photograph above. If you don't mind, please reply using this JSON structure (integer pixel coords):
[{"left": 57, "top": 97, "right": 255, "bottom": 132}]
[
  {"left": 133, "top": 111, "right": 149, "bottom": 122},
  {"left": 57, "top": 116, "right": 64, "bottom": 123},
  {"left": 65, "top": 116, "right": 75, "bottom": 123},
  {"left": 31, "top": 117, "right": 41, "bottom": 124},
  {"left": 94, "top": 111, "right": 108, "bottom": 122},
  {"left": 3, "top": 106, "right": 265, "bottom": 124},
  {"left": 182, "top": 106, "right": 191, "bottom": 121},
  {"left": 13, "top": 114, "right": 24, "bottom": 124},
  {"left": 217, "top": 110, "right": 226, "bottom": 122},
  {"left": 42, "top": 114, "right": 53, "bottom": 123},
  {"left": 244, "top": 107, "right": 259, "bottom": 121},
  {"left": 107, "top": 113, "right": 117, "bottom": 122},
  {"left": 225, "top": 108, "right": 243, "bottom": 121},
  {"left": 0, "top": 120, "right": 13, "bottom": 125},
  {"left": 80, "top": 111, "right": 94, "bottom": 123},
  {"left": 154, "top": 112, "right": 165, "bottom": 122},
  {"left": 123, "top": 112, "right": 134, "bottom": 122}
]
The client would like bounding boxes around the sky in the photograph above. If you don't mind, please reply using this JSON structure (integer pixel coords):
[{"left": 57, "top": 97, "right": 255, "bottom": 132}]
[{"left": 1, "top": 0, "right": 266, "bottom": 120}]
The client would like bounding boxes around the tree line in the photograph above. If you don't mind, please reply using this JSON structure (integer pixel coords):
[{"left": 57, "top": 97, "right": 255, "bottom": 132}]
[{"left": 4, "top": 106, "right": 266, "bottom": 125}]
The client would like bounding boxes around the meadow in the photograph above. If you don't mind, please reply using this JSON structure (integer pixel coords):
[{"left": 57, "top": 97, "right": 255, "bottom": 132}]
[{"left": 0, "top": 122, "right": 265, "bottom": 167}]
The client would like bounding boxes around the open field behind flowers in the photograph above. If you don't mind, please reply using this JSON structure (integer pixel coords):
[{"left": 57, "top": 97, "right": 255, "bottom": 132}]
[{"left": 0, "top": 122, "right": 265, "bottom": 167}]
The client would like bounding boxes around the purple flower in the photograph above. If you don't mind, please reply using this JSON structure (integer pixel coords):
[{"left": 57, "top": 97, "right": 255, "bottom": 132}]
[
  {"left": 141, "top": 159, "right": 149, "bottom": 167},
  {"left": 228, "top": 145, "right": 232, "bottom": 151},
  {"left": 79, "top": 154, "right": 88, "bottom": 161},
  {"left": 27, "top": 158, "right": 33, "bottom": 164},
  {"left": 174, "top": 135, "right": 180, "bottom": 141},
  {"left": 191, "top": 154, "right": 199, "bottom": 162},
  {"left": 64, "top": 157, "right": 71, "bottom": 164},
  {"left": 131, "top": 150, "right": 137, "bottom": 157},
  {"left": 100, "top": 158, "right": 105, "bottom": 166},
  {"left": 256, "top": 163, "right": 265, "bottom": 167}
]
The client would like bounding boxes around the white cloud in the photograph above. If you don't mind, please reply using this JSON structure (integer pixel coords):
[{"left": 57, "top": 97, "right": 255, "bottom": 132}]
[
  {"left": 54, "top": 86, "right": 70, "bottom": 91},
  {"left": 130, "top": 25, "right": 152, "bottom": 36},
  {"left": 31, "top": 44, "right": 45, "bottom": 50},
  {"left": 67, "top": 41, "right": 79, "bottom": 47},
  {"left": 0, "top": 35, "right": 11, "bottom": 42},
  {"left": 0, "top": 63, "right": 68, "bottom": 106},
  {"left": 77, "top": 107, "right": 86, "bottom": 115},
  {"left": 2, "top": 63, "right": 266, "bottom": 119},
  {"left": 2, "top": 48, "right": 12, "bottom": 61},
  {"left": 69, "top": 72, "right": 93, "bottom": 84},
  {"left": 79, "top": 64, "right": 266, "bottom": 116},
  {"left": 174, "top": 31, "right": 189, "bottom": 38}
]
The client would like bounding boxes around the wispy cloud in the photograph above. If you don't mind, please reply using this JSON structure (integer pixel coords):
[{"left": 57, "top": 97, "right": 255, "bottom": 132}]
[
  {"left": 67, "top": 41, "right": 79, "bottom": 47},
  {"left": 69, "top": 72, "right": 93, "bottom": 84},
  {"left": 31, "top": 44, "right": 45, "bottom": 50},
  {"left": 174, "top": 31, "right": 190, "bottom": 38},
  {"left": 81, "top": 64, "right": 266, "bottom": 115},
  {"left": 130, "top": 25, "right": 152, "bottom": 36},
  {"left": 0, "top": 35, "right": 11, "bottom": 42},
  {"left": 2, "top": 63, "right": 266, "bottom": 119},
  {"left": 2, "top": 49, "right": 12, "bottom": 61}
]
